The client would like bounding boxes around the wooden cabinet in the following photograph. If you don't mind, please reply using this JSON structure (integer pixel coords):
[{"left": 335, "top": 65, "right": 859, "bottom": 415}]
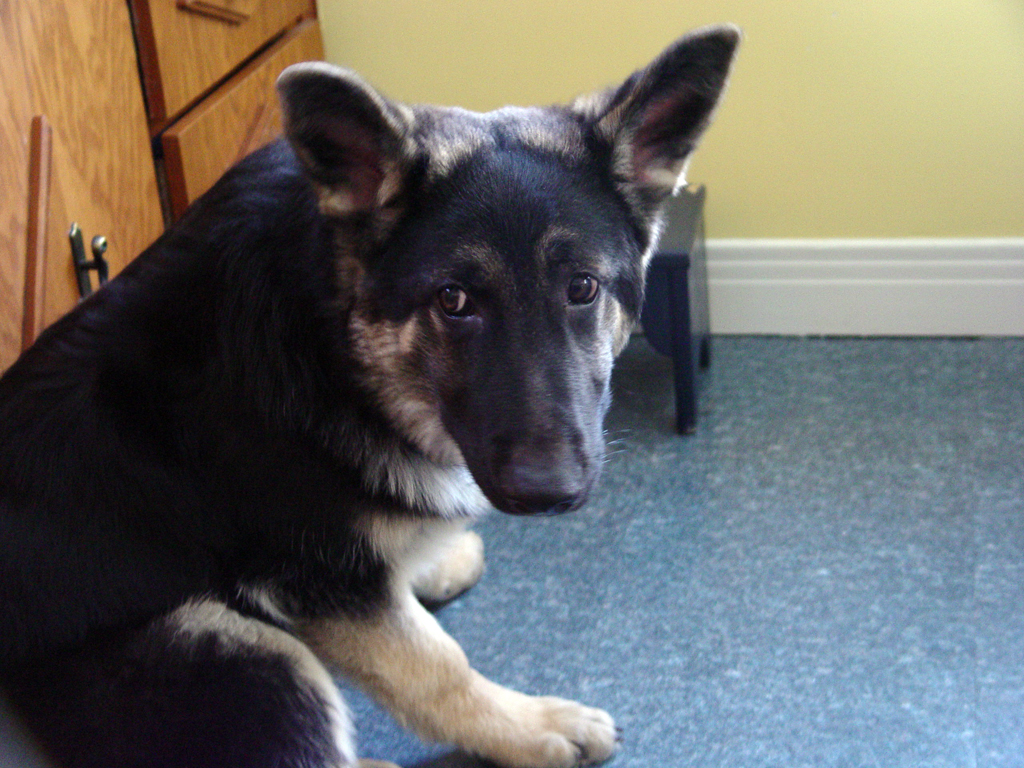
[
  {"left": 131, "top": 0, "right": 316, "bottom": 126},
  {"left": 131, "top": 0, "right": 322, "bottom": 220},
  {"left": 1, "top": 0, "right": 323, "bottom": 371},
  {"left": 0, "top": 0, "right": 165, "bottom": 370},
  {"left": 161, "top": 20, "right": 323, "bottom": 219}
]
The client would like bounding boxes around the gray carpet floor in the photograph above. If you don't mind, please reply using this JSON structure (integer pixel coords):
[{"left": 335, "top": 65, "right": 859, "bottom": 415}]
[{"left": 345, "top": 335, "right": 1024, "bottom": 768}]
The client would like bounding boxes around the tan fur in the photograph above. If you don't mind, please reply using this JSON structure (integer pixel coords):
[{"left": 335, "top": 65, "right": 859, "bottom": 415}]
[
  {"left": 315, "top": 153, "right": 411, "bottom": 229},
  {"left": 412, "top": 105, "right": 589, "bottom": 183},
  {"left": 491, "top": 107, "right": 588, "bottom": 162},
  {"left": 317, "top": 186, "right": 364, "bottom": 218},
  {"left": 345, "top": 283, "right": 499, "bottom": 519},
  {"left": 414, "top": 106, "right": 495, "bottom": 180},
  {"left": 357, "top": 515, "right": 486, "bottom": 602},
  {"left": 348, "top": 311, "right": 462, "bottom": 466},
  {"left": 410, "top": 529, "right": 486, "bottom": 603},
  {"left": 297, "top": 586, "right": 617, "bottom": 768},
  {"left": 357, "top": 516, "right": 474, "bottom": 587},
  {"left": 607, "top": 300, "right": 633, "bottom": 359}
]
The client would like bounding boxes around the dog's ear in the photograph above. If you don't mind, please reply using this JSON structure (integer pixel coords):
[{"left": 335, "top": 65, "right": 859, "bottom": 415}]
[
  {"left": 574, "top": 25, "right": 740, "bottom": 205},
  {"left": 277, "top": 63, "right": 415, "bottom": 218}
]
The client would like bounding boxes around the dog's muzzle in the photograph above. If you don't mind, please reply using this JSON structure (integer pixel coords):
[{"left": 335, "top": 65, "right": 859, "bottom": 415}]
[{"left": 493, "top": 444, "right": 594, "bottom": 516}]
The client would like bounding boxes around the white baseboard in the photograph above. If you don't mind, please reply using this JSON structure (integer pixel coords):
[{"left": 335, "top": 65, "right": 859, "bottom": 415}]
[{"left": 706, "top": 239, "right": 1024, "bottom": 336}]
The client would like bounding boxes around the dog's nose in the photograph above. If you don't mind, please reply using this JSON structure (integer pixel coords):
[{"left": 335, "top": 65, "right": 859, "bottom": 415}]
[
  {"left": 504, "top": 489, "right": 581, "bottom": 517},
  {"left": 496, "top": 448, "right": 588, "bottom": 516}
]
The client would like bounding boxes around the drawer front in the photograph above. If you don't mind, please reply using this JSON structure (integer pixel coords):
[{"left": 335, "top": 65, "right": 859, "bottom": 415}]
[
  {"left": 161, "top": 20, "right": 323, "bottom": 220},
  {"left": 132, "top": 0, "right": 316, "bottom": 124}
]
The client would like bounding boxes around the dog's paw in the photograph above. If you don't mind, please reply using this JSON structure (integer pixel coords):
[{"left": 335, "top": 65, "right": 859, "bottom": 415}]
[
  {"left": 413, "top": 530, "right": 485, "bottom": 605},
  {"left": 529, "top": 697, "right": 618, "bottom": 768},
  {"left": 490, "top": 694, "right": 618, "bottom": 768}
]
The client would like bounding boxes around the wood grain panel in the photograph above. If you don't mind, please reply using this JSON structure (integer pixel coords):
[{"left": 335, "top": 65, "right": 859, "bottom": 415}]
[
  {"left": 0, "top": 9, "right": 33, "bottom": 370},
  {"left": 162, "top": 20, "right": 323, "bottom": 220},
  {"left": 178, "top": 0, "right": 260, "bottom": 25},
  {"left": 132, "top": 0, "right": 316, "bottom": 125},
  {"left": 1, "top": 0, "right": 165, "bottom": 369}
]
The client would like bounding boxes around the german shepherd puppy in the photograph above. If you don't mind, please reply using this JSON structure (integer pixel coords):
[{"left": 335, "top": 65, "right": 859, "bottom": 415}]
[{"left": 0, "top": 26, "right": 738, "bottom": 768}]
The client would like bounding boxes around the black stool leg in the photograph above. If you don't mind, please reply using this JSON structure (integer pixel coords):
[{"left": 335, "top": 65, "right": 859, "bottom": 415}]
[
  {"left": 700, "top": 335, "right": 712, "bottom": 369},
  {"left": 668, "top": 261, "right": 698, "bottom": 435}
]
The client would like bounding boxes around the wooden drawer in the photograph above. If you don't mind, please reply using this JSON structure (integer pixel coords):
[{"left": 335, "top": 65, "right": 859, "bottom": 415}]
[
  {"left": 161, "top": 20, "right": 323, "bottom": 220},
  {"left": 131, "top": 0, "right": 316, "bottom": 125}
]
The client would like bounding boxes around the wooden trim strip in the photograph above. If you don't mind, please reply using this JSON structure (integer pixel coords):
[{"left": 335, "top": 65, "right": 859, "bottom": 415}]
[
  {"left": 127, "top": 0, "right": 167, "bottom": 126},
  {"left": 22, "top": 114, "right": 52, "bottom": 351}
]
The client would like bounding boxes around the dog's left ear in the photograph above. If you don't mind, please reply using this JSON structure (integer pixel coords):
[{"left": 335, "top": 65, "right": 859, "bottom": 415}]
[
  {"left": 277, "top": 62, "right": 415, "bottom": 219},
  {"left": 575, "top": 24, "right": 740, "bottom": 206}
]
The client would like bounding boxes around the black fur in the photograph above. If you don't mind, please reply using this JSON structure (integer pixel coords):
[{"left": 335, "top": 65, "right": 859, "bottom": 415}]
[
  {"left": 4, "top": 612, "right": 342, "bottom": 768},
  {"left": 0, "top": 142, "right": 393, "bottom": 664}
]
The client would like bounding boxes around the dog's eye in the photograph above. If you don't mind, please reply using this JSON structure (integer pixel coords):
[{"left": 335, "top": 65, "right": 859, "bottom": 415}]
[
  {"left": 567, "top": 274, "right": 600, "bottom": 305},
  {"left": 437, "top": 285, "right": 475, "bottom": 318}
]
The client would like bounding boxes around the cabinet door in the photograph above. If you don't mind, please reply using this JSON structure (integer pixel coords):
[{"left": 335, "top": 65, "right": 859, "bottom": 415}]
[
  {"left": 161, "top": 20, "right": 323, "bottom": 220},
  {"left": 0, "top": 0, "right": 165, "bottom": 370}
]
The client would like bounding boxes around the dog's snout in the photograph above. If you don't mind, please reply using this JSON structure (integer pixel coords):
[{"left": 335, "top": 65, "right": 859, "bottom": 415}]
[{"left": 495, "top": 445, "right": 590, "bottom": 516}]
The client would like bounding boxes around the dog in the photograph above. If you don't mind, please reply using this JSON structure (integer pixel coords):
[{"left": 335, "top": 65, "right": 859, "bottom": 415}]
[{"left": 0, "top": 25, "right": 738, "bottom": 768}]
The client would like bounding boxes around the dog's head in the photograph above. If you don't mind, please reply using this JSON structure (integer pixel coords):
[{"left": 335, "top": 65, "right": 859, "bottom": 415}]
[{"left": 278, "top": 26, "right": 739, "bottom": 516}]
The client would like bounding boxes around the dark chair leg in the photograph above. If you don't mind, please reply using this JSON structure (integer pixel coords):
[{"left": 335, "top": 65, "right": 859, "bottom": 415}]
[
  {"left": 700, "top": 335, "right": 712, "bottom": 369},
  {"left": 669, "top": 262, "right": 698, "bottom": 435}
]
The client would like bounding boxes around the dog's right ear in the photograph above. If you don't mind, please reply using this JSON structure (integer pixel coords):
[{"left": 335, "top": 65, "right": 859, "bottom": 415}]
[{"left": 277, "top": 63, "right": 415, "bottom": 218}]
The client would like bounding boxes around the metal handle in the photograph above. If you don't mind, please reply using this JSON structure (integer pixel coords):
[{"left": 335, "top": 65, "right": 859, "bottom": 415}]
[{"left": 69, "top": 223, "right": 109, "bottom": 299}]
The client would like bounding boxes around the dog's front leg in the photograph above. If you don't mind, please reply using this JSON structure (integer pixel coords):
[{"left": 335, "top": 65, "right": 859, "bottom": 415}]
[{"left": 298, "top": 589, "right": 617, "bottom": 768}]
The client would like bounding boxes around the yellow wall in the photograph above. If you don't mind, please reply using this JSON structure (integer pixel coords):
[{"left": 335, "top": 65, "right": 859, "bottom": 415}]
[{"left": 316, "top": 1, "right": 1024, "bottom": 238}]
